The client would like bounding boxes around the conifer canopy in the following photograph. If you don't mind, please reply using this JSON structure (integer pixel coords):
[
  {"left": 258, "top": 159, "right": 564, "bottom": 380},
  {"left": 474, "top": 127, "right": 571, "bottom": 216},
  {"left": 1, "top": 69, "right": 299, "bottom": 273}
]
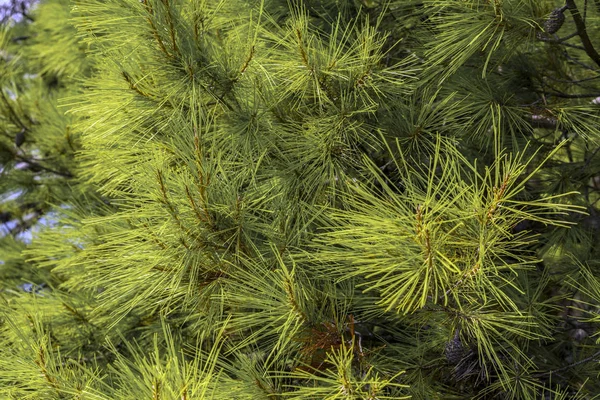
[{"left": 1, "top": 0, "right": 600, "bottom": 398}]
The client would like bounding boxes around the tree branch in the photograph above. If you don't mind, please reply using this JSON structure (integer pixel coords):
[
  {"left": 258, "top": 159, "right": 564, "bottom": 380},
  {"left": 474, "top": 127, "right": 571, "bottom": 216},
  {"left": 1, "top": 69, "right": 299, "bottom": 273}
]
[
  {"left": 0, "top": 91, "right": 29, "bottom": 131},
  {"left": 543, "top": 73, "right": 600, "bottom": 84},
  {"left": 537, "top": 89, "right": 600, "bottom": 98},
  {"left": 533, "top": 349, "right": 600, "bottom": 377},
  {"left": 566, "top": 0, "right": 600, "bottom": 68},
  {"left": 14, "top": 154, "right": 74, "bottom": 178}
]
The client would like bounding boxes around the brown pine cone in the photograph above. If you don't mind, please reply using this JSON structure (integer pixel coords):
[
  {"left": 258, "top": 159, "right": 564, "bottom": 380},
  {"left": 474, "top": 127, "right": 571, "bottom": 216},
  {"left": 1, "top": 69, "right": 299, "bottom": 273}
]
[
  {"left": 445, "top": 329, "right": 465, "bottom": 364},
  {"left": 544, "top": 6, "right": 568, "bottom": 34}
]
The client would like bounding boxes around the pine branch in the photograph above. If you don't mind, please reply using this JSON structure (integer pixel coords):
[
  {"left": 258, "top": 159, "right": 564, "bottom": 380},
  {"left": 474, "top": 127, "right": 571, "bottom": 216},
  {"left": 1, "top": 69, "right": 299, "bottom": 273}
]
[
  {"left": 14, "top": 154, "right": 74, "bottom": 178},
  {"left": 533, "top": 349, "right": 600, "bottom": 378},
  {"left": 0, "top": 90, "right": 28, "bottom": 131},
  {"left": 566, "top": 0, "right": 600, "bottom": 68}
]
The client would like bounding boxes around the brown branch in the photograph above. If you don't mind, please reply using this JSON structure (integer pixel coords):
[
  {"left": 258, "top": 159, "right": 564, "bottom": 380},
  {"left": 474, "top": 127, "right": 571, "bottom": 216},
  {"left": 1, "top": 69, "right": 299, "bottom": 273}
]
[
  {"left": 35, "top": 346, "right": 60, "bottom": 391},
  {"left": 142, "top": 2, "right": 172, "bottom": 59},
  {"left": 239, "top": 45, "right": 255, "bottom": 75},
  {"left": 122, "top": 71, "right": 153, "bottom": 99},
  {"left": 566, "top": 0, "right": 600, "bottom": 68},
  {"left": 156, "top": 170, "right": 182, "bottom": 226},
  {"left": 161, "top": 0, "right": 179, "bottom": 56},
  {"left": 185, "top": 184, "right": 209, "bottom": 224}
]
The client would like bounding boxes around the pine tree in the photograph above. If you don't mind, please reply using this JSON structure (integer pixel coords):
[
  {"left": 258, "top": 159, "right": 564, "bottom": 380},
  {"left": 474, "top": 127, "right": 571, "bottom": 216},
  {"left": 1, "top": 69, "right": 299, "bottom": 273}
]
[{"left": 1, "top": 0, "right": 600, "bottom": 398}]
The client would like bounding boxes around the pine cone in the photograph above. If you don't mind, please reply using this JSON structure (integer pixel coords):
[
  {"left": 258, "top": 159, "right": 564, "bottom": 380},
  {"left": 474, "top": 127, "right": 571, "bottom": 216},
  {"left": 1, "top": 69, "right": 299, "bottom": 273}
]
[
  {"left": 445, "top": 330, "right": 465, "bottom": 364},
  {"left": 15, "top": 129, "right": 25, "bottom": 147},
  {"left": 544, "top": 6, "right": 568, "bottom": 34}
]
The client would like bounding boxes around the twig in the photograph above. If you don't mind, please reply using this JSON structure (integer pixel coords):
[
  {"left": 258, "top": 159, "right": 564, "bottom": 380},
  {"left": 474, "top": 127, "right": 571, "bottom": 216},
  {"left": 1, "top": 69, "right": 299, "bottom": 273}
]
[
  {"left": 557, "top": 32, "right": 580, "bottom": 42},
  {"left": 560, "top": 41, "right": 586, "bottom": 51},
  {"left": 533, "top": 349, "right": 600, "bottom": 377},
  {"left": 11, "top": 35, "right": 30, "bottom": 42},
  {"left": 19, "top": 1, "right": 34, "bottom": 22},
  {"left": 543, "top": 73, "right": 600, "bottom": 84},
  {"left": 581, "top": 145, "right": 600, "bottom": 171},
  {"left": 0, "top": 91, "right": 28, "bottom": 131},
  {"left": 538, "top": 90, "right": 600, "bottom": 99},
  {"left": 142, "top": 1, "right": 173, "bottom": 59},
  {"left": 161, "top": 0, "right": 179, "bottom": 56},
  {"left": 562, "top": 48, "right": 600, "bottom": 72},
  {"left": 538, "top": 35, "right": 586, "bottom": 51},
  {"left": 14, "top": 154, "right": 74, "bottom": 178}
]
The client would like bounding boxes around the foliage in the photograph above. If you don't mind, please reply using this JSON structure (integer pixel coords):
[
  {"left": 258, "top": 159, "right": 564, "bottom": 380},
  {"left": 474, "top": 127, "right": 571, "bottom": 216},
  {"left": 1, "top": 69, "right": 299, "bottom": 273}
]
[{"left": 1, "top": 0, "right": 600, "bottom": 398}]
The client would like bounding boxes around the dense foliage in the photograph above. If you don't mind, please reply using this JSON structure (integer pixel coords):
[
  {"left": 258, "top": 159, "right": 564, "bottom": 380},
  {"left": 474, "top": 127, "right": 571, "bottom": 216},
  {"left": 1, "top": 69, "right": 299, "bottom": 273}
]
[{"left": 1, "top": 0, "right": 600, "bottom": 398}]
